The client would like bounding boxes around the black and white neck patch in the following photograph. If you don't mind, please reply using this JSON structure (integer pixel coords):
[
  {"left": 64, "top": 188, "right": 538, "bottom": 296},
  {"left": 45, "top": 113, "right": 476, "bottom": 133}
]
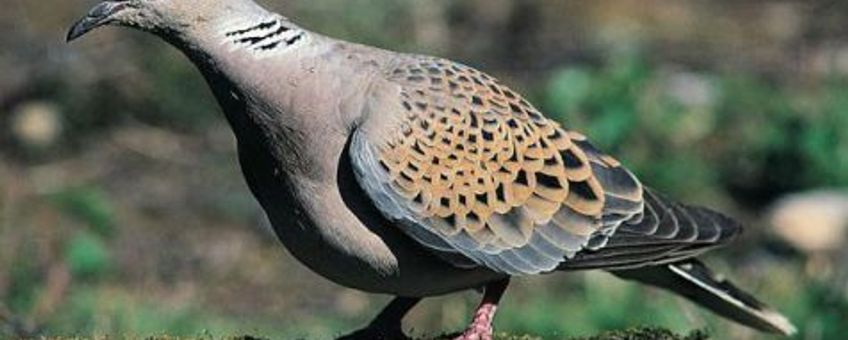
[{"left": 221, "top": 16, "right": 308, "bottom": 57}]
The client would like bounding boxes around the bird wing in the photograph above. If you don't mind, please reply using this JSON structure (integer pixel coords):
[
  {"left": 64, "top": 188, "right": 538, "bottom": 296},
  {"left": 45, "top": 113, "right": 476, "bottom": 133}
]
[
  {"left": 558, "top": 189, "right": 742, "bottom": 271},
  {"left": 350, "top": 56, "right": 646, "bottom": 275}
]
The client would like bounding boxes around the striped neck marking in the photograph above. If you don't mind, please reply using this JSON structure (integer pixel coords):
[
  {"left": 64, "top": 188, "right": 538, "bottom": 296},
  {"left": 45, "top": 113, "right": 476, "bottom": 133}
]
[{"left": 221, "top": 17, "right": 307, "bottom": 56}]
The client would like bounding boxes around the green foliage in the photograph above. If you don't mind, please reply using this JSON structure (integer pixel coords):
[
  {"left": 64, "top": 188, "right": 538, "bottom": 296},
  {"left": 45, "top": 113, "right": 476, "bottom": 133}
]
[
  {"left": 543, "top": 52, "right": 848, "bottom": 203},
  {"left": 546, "top": 68, "right": 593, "bottom": 116},
  {"left": 65, "top": 232, "right": 110, "bottom": 279},
  {"left": 6, "top": 241, "right": 41, "bottom": 314},
  {"left": 134, "top": 41, "right": 219, "bottom": 132},
  {"left": 49, "top": 187, "right": 116, "bottom": 238},
  {"left": 35, "top": 285, "right": 351, "bottom": 339},
  {"left": 779, "top": 277, "right": 848, "bottom": 340},
  {"left": 294, "top": 0, "right": 414, "bottom": 50},
  {"left": 544, "top": 54, "right": 714, "bottom": 198}
]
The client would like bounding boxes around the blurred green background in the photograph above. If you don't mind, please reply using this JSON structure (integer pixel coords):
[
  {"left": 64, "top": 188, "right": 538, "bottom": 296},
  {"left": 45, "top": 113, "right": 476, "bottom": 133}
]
[{"left": 2, "top": 0, "right": 848, "bottom": 339}]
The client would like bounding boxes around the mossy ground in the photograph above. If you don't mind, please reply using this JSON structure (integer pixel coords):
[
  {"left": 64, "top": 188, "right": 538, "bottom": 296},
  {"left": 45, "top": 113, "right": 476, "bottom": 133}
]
[
  {"left": 449, "top": 328, "right": 708, "bottom": 340},
  {"left": 38, "top": 328, "right": 706, "bottom": 340}
]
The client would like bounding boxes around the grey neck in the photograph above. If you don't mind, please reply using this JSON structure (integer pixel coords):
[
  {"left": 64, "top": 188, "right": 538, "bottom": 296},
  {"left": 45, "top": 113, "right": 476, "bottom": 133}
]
[
  {"left": 156, "top": 4, "right": 312, "bottom": 143},
  {"left": 161, "top": 5, "right": 308, "bottom": 66}
]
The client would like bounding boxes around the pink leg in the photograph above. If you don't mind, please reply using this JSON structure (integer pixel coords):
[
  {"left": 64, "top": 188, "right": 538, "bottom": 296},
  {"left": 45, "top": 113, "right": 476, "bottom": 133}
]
[{"left": 455, "top": 278, "right": 510, "bottom": 340}]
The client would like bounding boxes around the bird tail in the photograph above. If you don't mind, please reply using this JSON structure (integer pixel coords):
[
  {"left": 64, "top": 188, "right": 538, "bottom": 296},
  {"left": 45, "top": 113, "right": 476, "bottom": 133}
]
[{"left": 611, "top": 259, "right": 797, "bottom": 336}]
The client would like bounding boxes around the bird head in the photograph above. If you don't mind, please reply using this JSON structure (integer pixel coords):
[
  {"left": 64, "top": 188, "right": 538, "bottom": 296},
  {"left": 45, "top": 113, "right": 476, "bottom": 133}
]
[{"left": 67, "top": 0, "right": 263, "bottom": 42}]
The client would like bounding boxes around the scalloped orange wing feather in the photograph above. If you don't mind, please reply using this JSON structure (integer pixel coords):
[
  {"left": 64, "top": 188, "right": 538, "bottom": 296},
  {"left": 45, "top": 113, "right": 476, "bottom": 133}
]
[{"left": 351, "top": 57, "right": 644, "bottom": 275}]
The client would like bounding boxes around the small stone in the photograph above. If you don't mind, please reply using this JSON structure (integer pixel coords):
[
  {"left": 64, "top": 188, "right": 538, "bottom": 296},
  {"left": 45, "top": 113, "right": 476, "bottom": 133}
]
[{"left": 10, "top": 101, "right": 62, "bottom": 148}]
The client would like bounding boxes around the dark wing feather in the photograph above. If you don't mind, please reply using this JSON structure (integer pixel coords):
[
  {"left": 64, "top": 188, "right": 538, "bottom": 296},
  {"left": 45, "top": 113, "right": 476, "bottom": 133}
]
[{"left": 559, "top": 189, "right": 741, "bottom": 271}]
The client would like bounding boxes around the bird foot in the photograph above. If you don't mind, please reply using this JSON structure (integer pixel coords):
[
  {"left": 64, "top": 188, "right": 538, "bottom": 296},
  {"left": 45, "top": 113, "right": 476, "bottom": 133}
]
[
  {"left": 337, "top": 297, "right": 420, "bottom": 340},
  {"left": 453, "top": 326, "right": 493, "bottom": 340},
  {"left": 453, "top": 302, "right": 497, "bottom": 340}
]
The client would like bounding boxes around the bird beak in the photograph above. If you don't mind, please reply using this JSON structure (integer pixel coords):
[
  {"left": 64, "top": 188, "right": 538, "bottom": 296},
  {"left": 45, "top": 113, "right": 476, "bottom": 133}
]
[{"left": 66, "top": 1, "right": 129, "bottom": 42}]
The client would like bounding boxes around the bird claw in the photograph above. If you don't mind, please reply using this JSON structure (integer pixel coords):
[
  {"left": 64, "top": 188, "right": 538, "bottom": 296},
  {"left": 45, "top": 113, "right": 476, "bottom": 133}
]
[
  {"left": 453, "top": 325, "right": 493, "bottom": 340},
  {"left": 453, "top": 302, "right": 497, "bottom": 340}
]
